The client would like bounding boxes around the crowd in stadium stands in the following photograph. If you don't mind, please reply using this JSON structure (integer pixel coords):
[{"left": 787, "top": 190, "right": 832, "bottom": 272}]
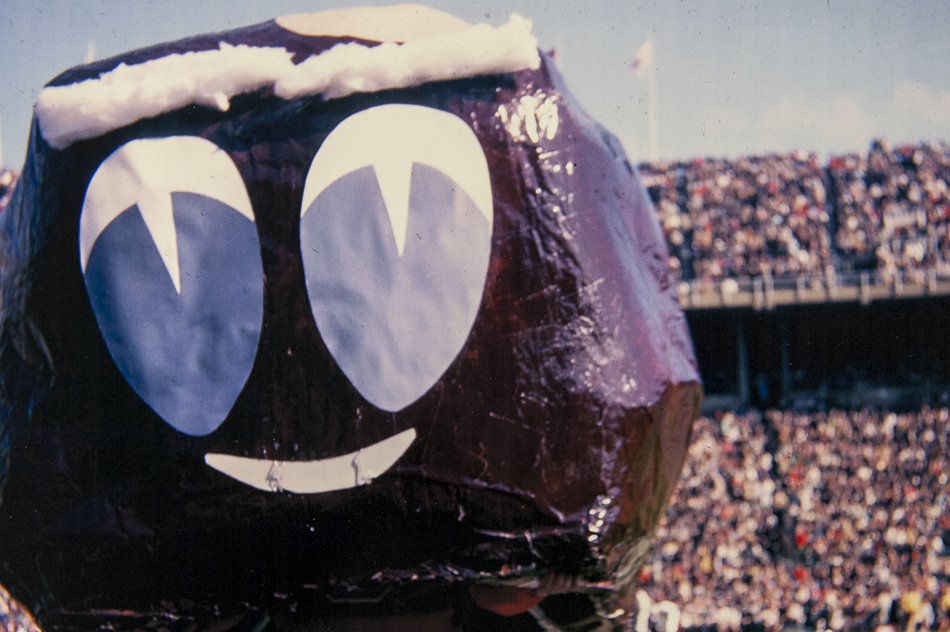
[
  {"left": 639, "top": 140, "right": 950, "bottom": 287},
  {"left": 638, "top": 407, "right": 950, "bottom": 632},
  {"left": 829, "top": 141, "right": 950, "bottom": 285},
  {"left": 641, "top": 150, "right": 832, "bottom": 283}
]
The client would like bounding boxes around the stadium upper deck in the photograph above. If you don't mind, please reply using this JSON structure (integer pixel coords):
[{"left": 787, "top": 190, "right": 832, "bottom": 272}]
[{"left": 640, "top": 140, "right": 950, "bottom": 310}]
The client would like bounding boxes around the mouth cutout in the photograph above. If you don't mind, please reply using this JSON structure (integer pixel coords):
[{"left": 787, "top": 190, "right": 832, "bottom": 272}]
[{"left": 204, "top": 428, "right": 416, "bottom": 494}]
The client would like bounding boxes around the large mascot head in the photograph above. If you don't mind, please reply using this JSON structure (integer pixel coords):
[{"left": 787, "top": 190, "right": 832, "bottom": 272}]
[{"left": 0, "top": 6, "right": 700, "bottom": 631}]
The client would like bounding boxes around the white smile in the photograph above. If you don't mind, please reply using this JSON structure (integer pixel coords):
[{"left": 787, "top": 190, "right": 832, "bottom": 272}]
[{"left": 204, "top": 428, "right": 416, "bottom": 494}]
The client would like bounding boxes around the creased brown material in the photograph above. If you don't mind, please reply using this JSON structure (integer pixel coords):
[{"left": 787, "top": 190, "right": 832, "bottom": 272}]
[{"left": 0, "top": 13, "right": 700, "bottom": 629}]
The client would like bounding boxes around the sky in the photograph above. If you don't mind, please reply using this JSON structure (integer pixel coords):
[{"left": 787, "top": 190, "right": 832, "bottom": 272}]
[{"left": 1, "top": 0, "right": 949, "bottom": 169}]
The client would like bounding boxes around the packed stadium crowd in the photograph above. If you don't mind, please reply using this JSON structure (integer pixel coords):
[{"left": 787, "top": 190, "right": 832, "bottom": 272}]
[
  {"left": 641, "top": 150, "right": 832, "bottom": 282},
  {"left": 829, "top": 142, "right": 950, "bottom": 286},
  {"left": 638, "top": 407, "right": 950, "bottom": 632},
  {"left": 639, "top": 140, "right": 950, "bottom": 286}
]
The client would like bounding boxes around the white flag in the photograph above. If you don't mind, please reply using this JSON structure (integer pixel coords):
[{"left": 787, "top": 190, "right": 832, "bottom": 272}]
[{"left": 630, "top": 38, "right": 654, "bottom": 79}]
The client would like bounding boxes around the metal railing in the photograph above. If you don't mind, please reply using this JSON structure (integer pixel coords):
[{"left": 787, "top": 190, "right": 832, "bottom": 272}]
[{"left": 677, "top": 267, "right": 950, "bottom": 310}]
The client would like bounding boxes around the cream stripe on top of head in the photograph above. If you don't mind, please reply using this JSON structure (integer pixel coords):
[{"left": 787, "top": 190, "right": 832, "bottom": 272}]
[
  {"left": 36, "top": 5, "right": 539, "bottom": 150},
  {"left": 276, "top": 4, "right": 472, "bottom": 42}
]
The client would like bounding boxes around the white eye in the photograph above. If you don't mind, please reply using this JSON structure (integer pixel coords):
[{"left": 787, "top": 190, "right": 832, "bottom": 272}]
[
  {"left": 300, "top": 104, "right": 493, "bottom": 412},
  {"left": 80, "top": 136, "right": 263, "bottom": 436}
]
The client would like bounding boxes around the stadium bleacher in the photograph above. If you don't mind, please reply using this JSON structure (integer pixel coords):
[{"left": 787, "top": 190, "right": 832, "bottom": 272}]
[
  {"left": 642, "top": 140, "right": 950, "bottom": 282},
  {"left": 641, "top": 149, "right": 831, "bottom": 283},
  {"left": 641, "top": 140, "right": 950, "bottom": 311}
]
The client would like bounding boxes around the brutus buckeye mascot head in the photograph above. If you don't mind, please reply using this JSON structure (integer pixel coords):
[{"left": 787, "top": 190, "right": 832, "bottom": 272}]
[{"left": 0, "top": 6, "right": 700, "bottom": 632}]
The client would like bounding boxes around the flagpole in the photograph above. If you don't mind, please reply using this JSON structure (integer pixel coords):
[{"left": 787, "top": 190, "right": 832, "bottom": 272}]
[
  {"left": 632, "top": 33, "right": 659, "bottom": 163},
  {"left": 646, "top": 32, "right": 659, "bottom": 163}
]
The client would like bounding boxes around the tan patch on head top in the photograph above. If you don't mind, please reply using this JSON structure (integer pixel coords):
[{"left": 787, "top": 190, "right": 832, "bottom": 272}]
[{"left": 275, "top": 4, "right": 472, "bottom": 43}]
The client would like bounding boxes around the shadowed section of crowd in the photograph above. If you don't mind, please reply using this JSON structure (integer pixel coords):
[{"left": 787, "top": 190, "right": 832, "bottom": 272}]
[
  {"left": 638, "top": 407, "right": 950, "bottom": 632},
  {"left": 640, "top": 140, "right": 950, "bottom": 288}
]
